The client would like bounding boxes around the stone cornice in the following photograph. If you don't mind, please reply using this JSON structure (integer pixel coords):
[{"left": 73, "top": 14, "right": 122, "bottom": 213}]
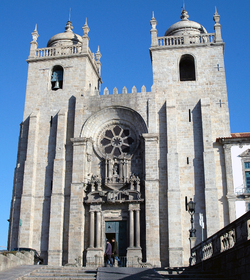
[{"left": 142, "top": 133, "right": 159, "bottom": 142}]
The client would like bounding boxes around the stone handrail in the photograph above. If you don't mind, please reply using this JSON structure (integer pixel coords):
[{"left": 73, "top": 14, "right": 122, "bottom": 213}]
[
  {"left": 35, "top": 44, "right": 82, "bottom": 58},
  {"left": 191, "top": 211, "right": 250, "bottom": 265},
  {"left": 157, "top": 33, "right": 215, "bottom": 47}
]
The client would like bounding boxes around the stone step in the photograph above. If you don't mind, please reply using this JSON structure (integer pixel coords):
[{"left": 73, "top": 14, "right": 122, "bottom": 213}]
[
  {"left": 159, "top": 272, "right": 224, "bottom": 277},
  {"left": 22, "top": 275, "right": 96, "bottom": 280},
  {"left": 155, "top": 268, "right": 236, "bottom": 279},
  {"left": 158, "top": 278, "right": 234, "bottom": 280},
  {"left": 29, "top": 271, "right": 96, "bottom": 275},
  {"left": 28, "top": 272, "right": 96, "bottom": 277},
  {"left": 22, "top": 266, "right": 97, "bottom": 280}
]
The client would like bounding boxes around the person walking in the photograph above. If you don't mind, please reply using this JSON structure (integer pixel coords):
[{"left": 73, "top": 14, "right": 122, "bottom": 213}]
[
  {"left": 104, "top": 240, "right": 113, "bottom": 267},
  {"left": 111, "top": 237, "right": 122, "bottom": 267}
]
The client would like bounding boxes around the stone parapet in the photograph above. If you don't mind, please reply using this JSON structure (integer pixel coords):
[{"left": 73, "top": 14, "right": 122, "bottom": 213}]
[
  {"left": 0, "top": 251, "right": 34, "bottom": 271},
  {"left": 191, "top": 210, "right": 250, "bottom": 265}
]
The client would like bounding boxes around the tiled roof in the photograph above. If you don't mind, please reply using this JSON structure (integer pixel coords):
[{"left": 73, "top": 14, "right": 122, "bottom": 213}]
[
  {"left": 231, "top": 133, "right": 250, "bottom": 138},
  {"left": 216, "top": 132, "right": 250, "bottom": 142}
]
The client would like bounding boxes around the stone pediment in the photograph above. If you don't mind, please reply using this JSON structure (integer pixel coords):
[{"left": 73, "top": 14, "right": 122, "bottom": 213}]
[{"left": 239, "top": 149, "right": 250, "bottom": 158}]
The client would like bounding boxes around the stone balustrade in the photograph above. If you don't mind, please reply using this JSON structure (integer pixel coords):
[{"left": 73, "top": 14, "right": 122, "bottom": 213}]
[
  {"left": 34, "top": 44, "right": 82, "bottom": 58},
  {"left": 157, "top": 33, "right": 215, "bottom": 47},
  {"left": 191, "top": 210, "right": 250, "bottom": 265}
]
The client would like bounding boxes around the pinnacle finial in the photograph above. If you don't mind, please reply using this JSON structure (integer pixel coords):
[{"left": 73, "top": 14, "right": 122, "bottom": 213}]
[
  {"left": 82, "top": 18, "right": 90, "bottom": 36},
  {"left": 31, "top": 24, "right": 39, "bottom": 42},
  {"left": 213, "top": 6, "right": 220, "bottom": 24},
  {"left": 96, "top": 46, "right": 101, "bottom": 62},
  {"left": 150, "top": 11, "right": 157, "bottom": 29}
]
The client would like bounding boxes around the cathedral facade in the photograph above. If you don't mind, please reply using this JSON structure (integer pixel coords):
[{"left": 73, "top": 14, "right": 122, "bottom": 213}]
[{"left": 8, "top": 9, "right": 235, "bottom": 267}]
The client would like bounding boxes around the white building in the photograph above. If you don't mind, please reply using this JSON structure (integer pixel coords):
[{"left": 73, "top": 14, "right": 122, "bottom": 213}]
[{"left": 217, "top": 133, "right": 250, "bottom": 219}]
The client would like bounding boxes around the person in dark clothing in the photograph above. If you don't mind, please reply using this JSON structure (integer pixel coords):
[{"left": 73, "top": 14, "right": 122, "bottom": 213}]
[
  {"left": 104, "top": 240, "right": 113, "bottom": 267},
  {"left": 111, "top": 237, "right": 122, "bottom": 267}
]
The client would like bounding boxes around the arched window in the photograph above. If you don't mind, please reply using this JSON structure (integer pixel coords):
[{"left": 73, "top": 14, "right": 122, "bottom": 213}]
[
  {"left": 179, "top": 54, "right": 196, "bottom": 81},
  {"left": 51, "top": 65, "right": 63, "bottom": 90}
]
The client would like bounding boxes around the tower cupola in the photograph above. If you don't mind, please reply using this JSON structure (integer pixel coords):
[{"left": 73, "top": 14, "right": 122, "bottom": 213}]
[
  {"left": 47, "top": 20, "right": 82, "bottom": 47},
  {"left": 164, "top": 9, "right": 207, "bottom": 36}
]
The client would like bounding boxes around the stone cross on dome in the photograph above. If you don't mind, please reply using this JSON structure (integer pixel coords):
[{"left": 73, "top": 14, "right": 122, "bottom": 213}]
[
  {"left": 180, "top": 9, "right": 189, "bottom": 21},
  {"left": 65, "top": 20, "right": 73, "bottom": 33}
]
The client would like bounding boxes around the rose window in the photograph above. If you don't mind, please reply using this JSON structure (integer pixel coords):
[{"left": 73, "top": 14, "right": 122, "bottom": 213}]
[{"left": 100, "top": 125, "right": 136, "bottom": 157}]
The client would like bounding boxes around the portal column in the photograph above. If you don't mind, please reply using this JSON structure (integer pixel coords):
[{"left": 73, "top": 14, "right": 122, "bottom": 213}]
[
  {"left": 127, "top": 204, "right": 142, "bottom": 267},
  {"left": 96, "top": 210, "right": 101, "bottom": 248},
  {"left": 129, "top": 209, "right": 134, "bottom": 248},
  {"left": 86, "top": 204, "right": 103, "bottom": 267},
  {"left": 89, "top": 210, "right": 95, "bottom": 248},
  {"left": 135, "top": 209, "right": 140, "bottom": 248}
]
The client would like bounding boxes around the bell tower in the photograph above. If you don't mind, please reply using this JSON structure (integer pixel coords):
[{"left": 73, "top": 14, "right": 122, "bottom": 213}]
[
  {"left": 149, "top": 8, "right": 232, "bottom": 266},
  {"left": 9, "top": 19, "right": 102, "bottom": 266}
]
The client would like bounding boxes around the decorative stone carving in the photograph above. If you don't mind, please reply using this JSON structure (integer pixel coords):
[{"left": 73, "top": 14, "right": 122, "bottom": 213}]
[
  {"left": 202, "top": 242, "right": 213, "bottom": 260},
  {"left": 220, "top": 229, "right": 235, "bottom": 252},
  {"left": 84, "top": 173, "right": 143, "bottom": 205}
]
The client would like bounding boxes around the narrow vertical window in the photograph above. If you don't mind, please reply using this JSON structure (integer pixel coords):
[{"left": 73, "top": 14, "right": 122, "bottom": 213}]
[
  {"left": 244, "top": 162, "right": 250, "bottom": 192},
  {"left": 179, "top": 54, "right": 196, "bottom": 81},
  {"left": 245, "top": 171, "right": 250, "bottom": 192},
  {"left": 51, "top": 65, "right": 63, "bottom": 90},
  {"left": 189, "top": 109, "right": 192, "bottom": 122}
]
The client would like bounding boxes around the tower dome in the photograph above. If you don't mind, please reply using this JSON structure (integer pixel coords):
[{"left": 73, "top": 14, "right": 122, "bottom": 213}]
[
  {"left": 47, "top": 20, "right": 82, "bottom": 47},
  {"left": 165, "top": 10, "right": 207, "bottom": 36}
]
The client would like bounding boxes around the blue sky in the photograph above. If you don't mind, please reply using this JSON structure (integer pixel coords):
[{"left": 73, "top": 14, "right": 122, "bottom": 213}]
[{"left": 0, "top": 0, "right": 249, "bottom": 249}]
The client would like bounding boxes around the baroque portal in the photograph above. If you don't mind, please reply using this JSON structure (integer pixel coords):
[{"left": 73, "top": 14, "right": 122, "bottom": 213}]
[{"left": 82, "top": 111, "right": 146, "bottom": 266}]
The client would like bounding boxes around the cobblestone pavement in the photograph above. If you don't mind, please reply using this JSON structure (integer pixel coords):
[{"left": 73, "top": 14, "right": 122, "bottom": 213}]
[
  {"left": 0, "top": 265, "right": 39, "bottom": 280},
  {"left": 97, "top": 267, "right": 164, "bottom": 280}
]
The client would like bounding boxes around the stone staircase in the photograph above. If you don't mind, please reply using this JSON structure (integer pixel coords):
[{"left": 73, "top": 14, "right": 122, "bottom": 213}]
[
  {"left": 20, "top": 266, "right": 97, "bottom": 280},
  {"left": 155, "top": 267, "right": 237, "bottom": 279}
]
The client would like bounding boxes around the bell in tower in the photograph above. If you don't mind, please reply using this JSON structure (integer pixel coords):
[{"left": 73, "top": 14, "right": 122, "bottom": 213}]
[{"left": 51, "top": 66, "right": 63, "bottom": 90}]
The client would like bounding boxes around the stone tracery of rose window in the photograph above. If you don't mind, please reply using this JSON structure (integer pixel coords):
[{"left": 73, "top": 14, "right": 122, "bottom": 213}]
[{"left": 100, "top": 125, "right": 136, "bottom": 157}]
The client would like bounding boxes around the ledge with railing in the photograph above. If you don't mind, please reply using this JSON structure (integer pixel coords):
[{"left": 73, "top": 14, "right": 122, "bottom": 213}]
[
  {"left": 34, "top": 44, "right": 82, "bottom": 58},
  {"left": 28, "top": 43, "right": 100, "bottom": 74},
  {"left": 190, "top": 210, "right": 250, "bottom": 266},
  {"left": 157, "top": 33, "right": 215, "bottom": 47}
]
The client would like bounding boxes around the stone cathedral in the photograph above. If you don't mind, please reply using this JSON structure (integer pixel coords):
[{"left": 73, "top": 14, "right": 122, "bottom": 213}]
[{"left": 8, "top": 8, "right": 236, "bottom": 267}]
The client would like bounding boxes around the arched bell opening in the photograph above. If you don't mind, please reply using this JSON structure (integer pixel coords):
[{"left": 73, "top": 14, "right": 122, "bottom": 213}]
[
  {"left": 51, "top": 65, "right": 63, "bottom": 90},
  {"left": 179, "top": 54, "right": 196, "bottom": 81}
]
